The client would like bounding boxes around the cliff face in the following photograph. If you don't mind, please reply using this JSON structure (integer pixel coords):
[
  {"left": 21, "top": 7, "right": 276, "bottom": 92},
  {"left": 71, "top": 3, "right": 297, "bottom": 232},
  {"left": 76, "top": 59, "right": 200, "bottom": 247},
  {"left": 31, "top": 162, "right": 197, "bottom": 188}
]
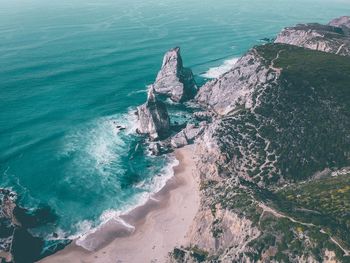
[
  {"left": 170, "top": 17, "right": 350, "bottom": 263},
  {"left": 153, "top": 47, "right": 197, "bottom": 102},
  {"left": 275, "top": 17, "right": 350, "bottom": 56},
  {"left": 136, "top": 88, "right": 170, "bottom": 140},
  {"left": 196, "top": 43, "right": 350, "bottom": 186},
  {"left": 196, "top": 50, "right": 279, "bottom": 116},
  {"left": 328, "top": 16, "right": 350, "bottom": 29}
]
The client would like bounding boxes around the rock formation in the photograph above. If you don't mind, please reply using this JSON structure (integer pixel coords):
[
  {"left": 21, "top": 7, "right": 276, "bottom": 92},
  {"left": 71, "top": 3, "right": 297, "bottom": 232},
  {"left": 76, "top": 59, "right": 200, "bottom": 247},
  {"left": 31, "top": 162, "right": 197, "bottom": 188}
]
[
  {"left": 195, "top": 50, "right": 279, "bottom": 116},
  {"left": 170, "top": 122, "right": 207, "bottom": 148},
  {"left": 0, "top": 189, "right": 64, "bottom": 263},
  {"left": 170, "top": 16, "right": 350, "bottom": 263},
  {"left": 152, "top": 47, "right": 197, "bottom": 102},
  {"left": 275, "top": 18, "right": 350, "bottom": 56},
  {"left": 136, "top": 87, "right": 170, "bottom": 140},
  {"left": 328, "top": 16, "right": 350, "bottom": 29}
]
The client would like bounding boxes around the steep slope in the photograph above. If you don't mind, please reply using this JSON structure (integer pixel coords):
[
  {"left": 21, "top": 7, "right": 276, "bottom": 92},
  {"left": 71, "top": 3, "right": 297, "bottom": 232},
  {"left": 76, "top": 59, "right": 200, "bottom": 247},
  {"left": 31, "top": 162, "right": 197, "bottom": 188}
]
[
  {"left": 136, "top": 87, "right": 170, "bottom": 140},
  {"left": 171, "top": 43, "right": 350, "bottom": 262},
  {"left": 152, "top": 47, "right": 197, "bottom": 102}
]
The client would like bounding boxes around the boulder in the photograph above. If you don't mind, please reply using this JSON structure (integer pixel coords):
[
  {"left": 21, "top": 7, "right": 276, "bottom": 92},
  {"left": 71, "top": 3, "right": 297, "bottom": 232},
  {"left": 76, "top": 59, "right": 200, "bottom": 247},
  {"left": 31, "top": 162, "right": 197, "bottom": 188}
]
[
  {"left": 136, "top": 88, "right": 170, "bottom": 140},
  {"left": 153, "top": 47, "right": 197, "bottom": 102},
  {"left": 171, "top": 122, "right": 206, "bottom": 148},
  {"left": 148, "top": 140, "right": 172, "bottom": 156},
  {"left": 171, "top": 131, "right": 189, "bottom": 148}
]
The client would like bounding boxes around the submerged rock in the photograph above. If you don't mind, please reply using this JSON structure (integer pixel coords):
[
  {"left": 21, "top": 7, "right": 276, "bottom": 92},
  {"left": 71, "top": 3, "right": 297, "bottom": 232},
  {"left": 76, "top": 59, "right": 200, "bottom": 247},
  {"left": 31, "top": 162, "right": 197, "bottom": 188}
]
[
  {"left": 153, "top": 47, "right": 197, "bottom": 102},
  {"left": 12, "top": 228, "right": 44, "bottom": 263},
  {"left": 0, "top": 189, "right": 67, "bottom": 263},
  {"left": 148, "top": 140, "right": 173, "bottom": 156},
  {"left": 136, "top": 88, "right": 170, "bottom": 140}
]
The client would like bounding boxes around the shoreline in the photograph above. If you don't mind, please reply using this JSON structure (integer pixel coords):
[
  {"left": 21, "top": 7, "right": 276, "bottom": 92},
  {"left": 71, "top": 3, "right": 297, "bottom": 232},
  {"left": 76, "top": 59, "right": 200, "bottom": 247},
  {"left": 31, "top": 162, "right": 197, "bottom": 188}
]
[{"left": 39, "top": 145, "right": 200, "bottom": 263}]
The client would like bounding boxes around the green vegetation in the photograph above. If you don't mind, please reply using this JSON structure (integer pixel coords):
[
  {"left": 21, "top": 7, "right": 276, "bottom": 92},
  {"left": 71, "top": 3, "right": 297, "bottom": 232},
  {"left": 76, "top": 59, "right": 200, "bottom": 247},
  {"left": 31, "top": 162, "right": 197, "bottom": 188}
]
[
  {"left": 172, "top": 42, "right": 350, "bottom": 262},
  {"left": 203, "top": 177, "right": 349, "bottom": 262},
  {"left": 257, "top": 43, "right": 350, "bottom": 110},
  {"left": 169, "top": 246, "right": 209, "bottom": 263},
  {"left": 170, "top": 248, "right": 186, "bottom": 262},
  {"left": 275, "top": 172, "right": 350, "bottom": 248},
  {"left": 255, "top": 44, "right": 350, "bottom": 182}
]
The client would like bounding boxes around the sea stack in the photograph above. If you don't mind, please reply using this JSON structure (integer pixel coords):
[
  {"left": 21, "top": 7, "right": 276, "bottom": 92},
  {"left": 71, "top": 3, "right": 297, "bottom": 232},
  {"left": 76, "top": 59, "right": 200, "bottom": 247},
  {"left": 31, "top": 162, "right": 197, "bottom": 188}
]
[
  {"left": 153, "top": 47, "right": 197, "bottom": 102},
  {"left": 136, "top": 87, "right": 170, "bottom": 140}
]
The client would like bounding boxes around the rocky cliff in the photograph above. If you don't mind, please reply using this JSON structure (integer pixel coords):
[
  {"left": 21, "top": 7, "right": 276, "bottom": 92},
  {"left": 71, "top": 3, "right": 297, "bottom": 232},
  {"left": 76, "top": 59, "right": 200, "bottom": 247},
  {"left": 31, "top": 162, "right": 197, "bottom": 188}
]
[
  {"left": 275, "top": 17, "right": 350, "bottom": 56},
  {"left": 195, "top": 49, "right": 279, "bottom": 116},
  {"left": 152, "top": 47, "right": 197, "bottom": 102},
  {"left": 136, "top": 87, "right": 170, "bottom": 140},
  {"left": 169, "top": 17, "right": 350, "bottom": 263},
  {"left": 329, "top": 16, "right": 350, "bottom": 30}
]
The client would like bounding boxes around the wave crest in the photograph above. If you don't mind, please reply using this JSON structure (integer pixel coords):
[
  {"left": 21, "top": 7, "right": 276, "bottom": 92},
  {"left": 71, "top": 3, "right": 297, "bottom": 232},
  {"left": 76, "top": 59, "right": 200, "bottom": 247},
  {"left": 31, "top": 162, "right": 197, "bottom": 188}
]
[{"left": 201, "top": 57, "right": 239, "bottom": 79}]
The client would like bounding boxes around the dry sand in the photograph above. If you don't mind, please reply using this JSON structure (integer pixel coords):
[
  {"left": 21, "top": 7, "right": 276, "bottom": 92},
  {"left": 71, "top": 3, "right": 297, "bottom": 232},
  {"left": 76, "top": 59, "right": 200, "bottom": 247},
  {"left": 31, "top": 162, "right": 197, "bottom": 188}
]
[{"left": 40, "top": 145, "right": 200, "bottom": 263}]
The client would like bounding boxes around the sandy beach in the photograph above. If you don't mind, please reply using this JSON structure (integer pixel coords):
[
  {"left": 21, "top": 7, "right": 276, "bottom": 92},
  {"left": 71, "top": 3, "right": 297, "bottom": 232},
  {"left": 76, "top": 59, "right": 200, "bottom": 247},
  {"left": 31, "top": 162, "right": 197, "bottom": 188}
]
[{"left": 39, "top": 145, "right": 200, "bottom": 263}]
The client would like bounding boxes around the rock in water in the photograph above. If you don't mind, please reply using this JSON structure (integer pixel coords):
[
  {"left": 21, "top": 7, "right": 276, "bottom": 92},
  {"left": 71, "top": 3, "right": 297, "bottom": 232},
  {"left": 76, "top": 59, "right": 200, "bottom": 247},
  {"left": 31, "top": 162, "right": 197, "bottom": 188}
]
[
  {"left": 0, "top": 189, "right": 68, "bottom": 263},
  {"left": 153, "top": 47, "right": 197, "bottom": 102},
  {"left": 136, "top": 88, "right": 170, "bottom": 140}
]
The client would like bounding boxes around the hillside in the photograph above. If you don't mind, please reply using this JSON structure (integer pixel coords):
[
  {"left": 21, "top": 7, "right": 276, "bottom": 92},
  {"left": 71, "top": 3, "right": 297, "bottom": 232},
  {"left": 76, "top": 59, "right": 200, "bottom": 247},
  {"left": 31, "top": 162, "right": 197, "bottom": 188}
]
[{"left": 170, "top": 20, "right": 350, "bottom": 262}]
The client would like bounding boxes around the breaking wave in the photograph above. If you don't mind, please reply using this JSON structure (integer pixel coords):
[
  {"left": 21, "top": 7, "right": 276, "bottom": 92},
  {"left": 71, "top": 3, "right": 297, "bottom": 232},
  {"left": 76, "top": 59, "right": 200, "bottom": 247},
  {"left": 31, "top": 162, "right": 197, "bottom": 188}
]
[{"left": 201, "top": 57, "right": 239, "bottom": 79}]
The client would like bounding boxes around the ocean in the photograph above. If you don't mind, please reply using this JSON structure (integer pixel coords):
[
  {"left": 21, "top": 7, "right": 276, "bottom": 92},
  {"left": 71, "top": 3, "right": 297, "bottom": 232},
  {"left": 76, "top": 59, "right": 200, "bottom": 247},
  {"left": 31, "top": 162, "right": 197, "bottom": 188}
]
[{"left": 1, "top": 0, "right": 349, "bottom": 243}]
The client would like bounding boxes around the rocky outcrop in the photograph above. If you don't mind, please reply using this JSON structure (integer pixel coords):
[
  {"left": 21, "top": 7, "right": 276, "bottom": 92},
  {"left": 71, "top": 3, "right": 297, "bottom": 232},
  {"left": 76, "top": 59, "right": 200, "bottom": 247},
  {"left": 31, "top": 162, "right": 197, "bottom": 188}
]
[
  {"left": 152, "top": 47, "right": 197, "bottom": 102},
  {"left": 195, "top": 49, "right": 279, "bottom": 116},
  {"left": 172, "top": 19, "right": 350, "bottom": 262},
  {"left": 0, "top": 189, "right": 17, "bottom": 262},
  {"left": 136, "top": 88, "right": 170, "bottom": 140},
  {"left": 171, "top": 122, "right": 207, "bottom": 148},
  {"left": 0, "top": 189, "right": 63, "bottom": 263},
  {"left": 187, "top": 206, "right": 260, "bottom": 260},
  {"left": 275, "top": 18, "right": 350, "bottom": 56},
  {"left": 328, "top": 16, "right": 350, "bottom": 29}
]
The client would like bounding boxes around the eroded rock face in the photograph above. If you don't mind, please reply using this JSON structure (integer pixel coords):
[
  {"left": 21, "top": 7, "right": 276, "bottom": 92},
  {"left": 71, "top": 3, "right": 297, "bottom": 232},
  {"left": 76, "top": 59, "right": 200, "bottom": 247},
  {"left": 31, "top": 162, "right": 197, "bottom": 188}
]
[
  {"left": 171, "top": 122, "right": 207, "bottom": 149},
  {"left": 195, "top": 50, "right": 279, "bottom": 116},
  {"left": 176, "top": 33, "right": 350, "bottom": 261},
  {"left": 275, "top": 22, "right": 350, "bottom": 56},
  {"left": 187, "top": 207, "right": 260, "bottom": 258},
  {"left": 136, "top": 88, "right": 170, "bottom": 140},
  {"left": 328, "top": 16, "right": 350, "bottom": 29},
  {"left": 153, "top": 47, "right": 197, "bottom": 102}
]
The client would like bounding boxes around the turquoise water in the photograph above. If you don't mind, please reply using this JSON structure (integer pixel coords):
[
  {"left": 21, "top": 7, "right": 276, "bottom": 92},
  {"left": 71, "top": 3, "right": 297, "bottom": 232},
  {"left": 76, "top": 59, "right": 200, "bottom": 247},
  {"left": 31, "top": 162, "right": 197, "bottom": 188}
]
[{"left": 1, "top": 0, "right": 350, "bottom": 239}]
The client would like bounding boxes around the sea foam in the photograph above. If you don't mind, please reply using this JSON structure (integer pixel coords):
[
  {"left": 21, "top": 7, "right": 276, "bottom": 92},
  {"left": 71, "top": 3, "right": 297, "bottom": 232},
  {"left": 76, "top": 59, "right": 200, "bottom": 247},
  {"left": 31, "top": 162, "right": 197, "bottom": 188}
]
[
  {"left": 74, "top": 156, "right": 179, "bottom": 251},
  {"left": 201, "top": 57, "right": 239, "bottom": 79}
]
